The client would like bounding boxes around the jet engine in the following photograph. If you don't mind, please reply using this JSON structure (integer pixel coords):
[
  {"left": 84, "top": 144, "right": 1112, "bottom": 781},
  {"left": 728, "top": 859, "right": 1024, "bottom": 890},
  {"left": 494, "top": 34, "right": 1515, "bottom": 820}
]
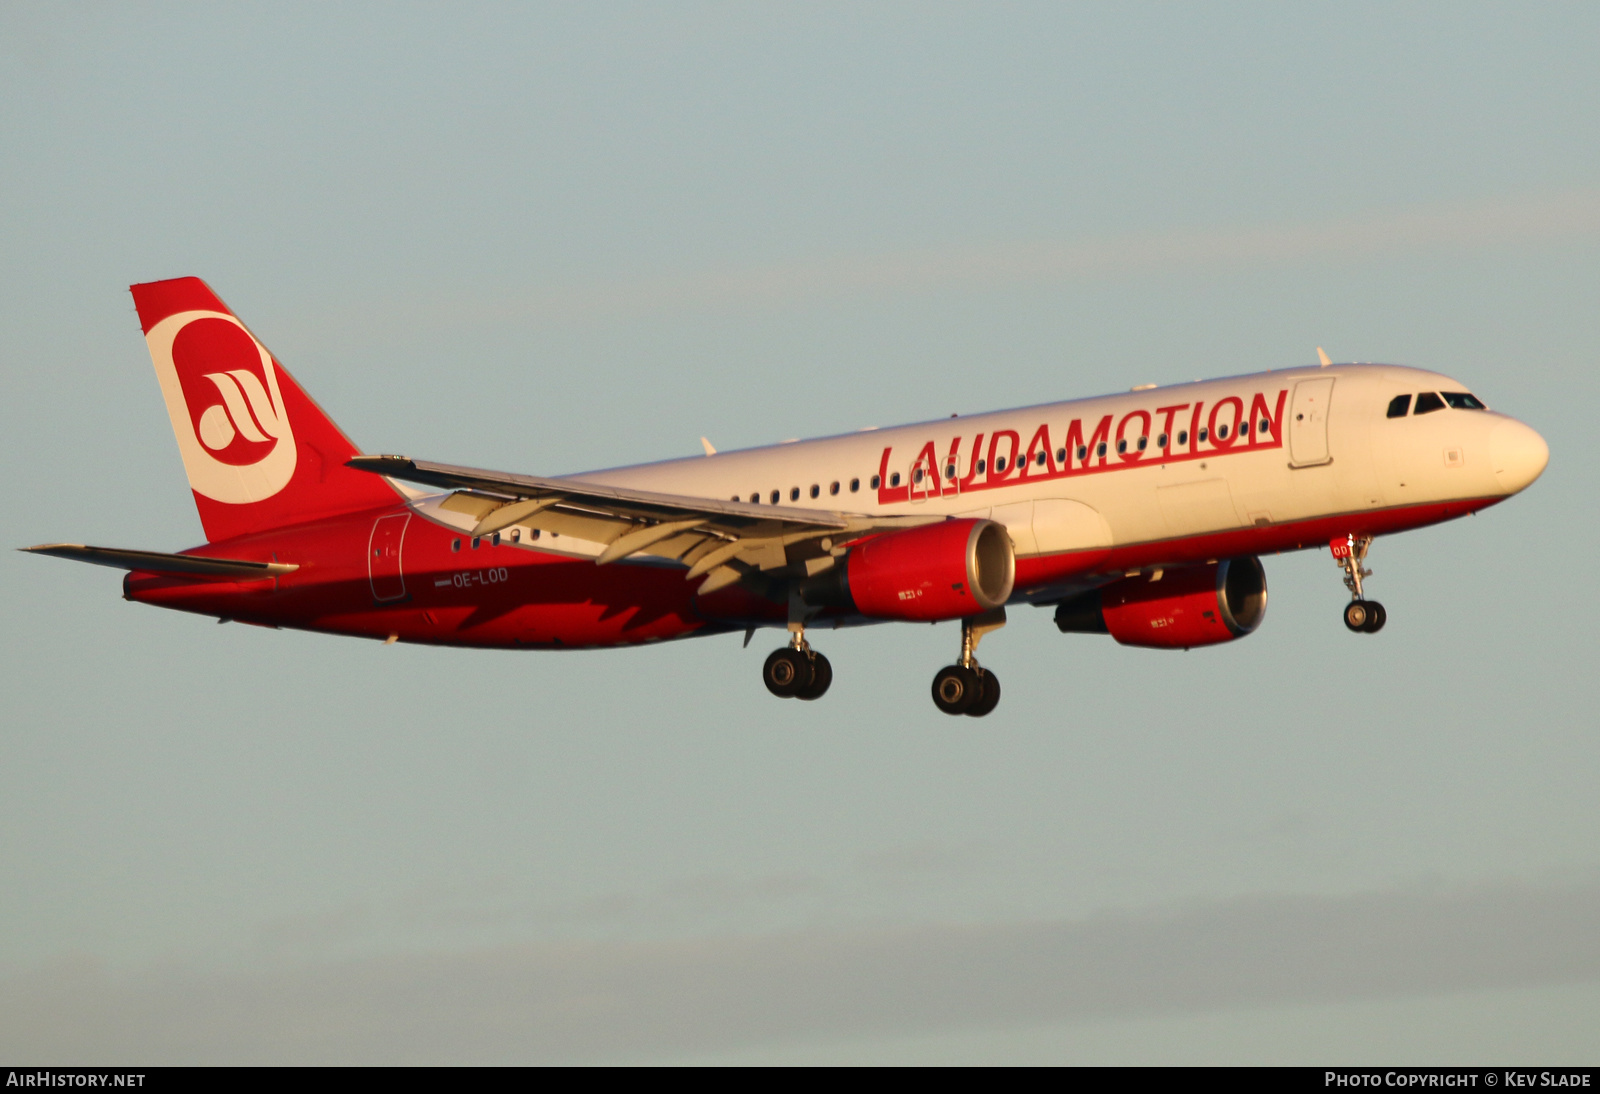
[
  {"left": 802, "top": 518, "right": 1015, "bottom": 622},
  {"left": 1053, "top": 557, "right": 1267, "bottom": 649}
]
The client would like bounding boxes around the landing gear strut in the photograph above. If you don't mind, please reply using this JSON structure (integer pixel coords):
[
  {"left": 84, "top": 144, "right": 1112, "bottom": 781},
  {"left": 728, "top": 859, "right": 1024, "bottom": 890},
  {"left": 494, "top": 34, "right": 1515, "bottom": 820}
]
[
  {"left": 932, "top": 609, "right": 1005, "bottom": 717},
  {"left": 762, "top": 624, "right": 831, "bottom": 701},
  {"left": 1333, "top": 534, "right": 1386, "bottom": 634}
]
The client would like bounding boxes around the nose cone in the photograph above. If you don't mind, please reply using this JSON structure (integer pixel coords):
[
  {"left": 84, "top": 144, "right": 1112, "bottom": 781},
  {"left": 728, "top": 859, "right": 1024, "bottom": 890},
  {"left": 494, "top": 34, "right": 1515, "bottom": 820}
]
[{"left": 1490, "top": 418, "right": 1550, "bottom": 495}]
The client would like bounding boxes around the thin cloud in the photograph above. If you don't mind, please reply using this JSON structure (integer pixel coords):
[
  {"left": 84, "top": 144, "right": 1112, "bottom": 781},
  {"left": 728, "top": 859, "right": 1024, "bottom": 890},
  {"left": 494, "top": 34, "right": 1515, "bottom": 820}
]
[
  {"left": 502, "top": 189, "right": 1600, "bottom": 321},
  {"left": 3, "top": 879, "right": 1597, "bottom": 1063}
]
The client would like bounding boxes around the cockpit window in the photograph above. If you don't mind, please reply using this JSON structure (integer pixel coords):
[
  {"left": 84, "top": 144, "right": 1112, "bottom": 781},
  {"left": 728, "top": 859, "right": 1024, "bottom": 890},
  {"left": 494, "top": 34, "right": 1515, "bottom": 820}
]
[
  {"left": 1413, "top": 392, "right": 1446, "bottom": 415},
  {"left": 1442, "top": 391, "right": 1487, "bottom": 410},
  {"left": 1386, "top": 394, "right": 1412, "bottom": 418}
]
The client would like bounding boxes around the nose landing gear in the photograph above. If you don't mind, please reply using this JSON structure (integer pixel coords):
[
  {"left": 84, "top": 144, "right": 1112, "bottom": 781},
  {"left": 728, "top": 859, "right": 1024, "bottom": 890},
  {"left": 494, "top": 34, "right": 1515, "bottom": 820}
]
[
  {"left": 762, "top": 626, "right": 832, "bottom": 700},
  {"left": 1333, "top": 534, "right": 1386, "bottom": 633},
  {"left": 931, "top": 608, "right": 1005, "bottom": 716}
]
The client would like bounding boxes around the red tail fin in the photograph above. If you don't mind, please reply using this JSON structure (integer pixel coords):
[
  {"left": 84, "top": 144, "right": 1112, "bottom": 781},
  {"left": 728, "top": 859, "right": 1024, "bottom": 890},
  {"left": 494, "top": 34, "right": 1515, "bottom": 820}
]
[{"left": 130, "top": 277, "right": 399, "bottom": 543}]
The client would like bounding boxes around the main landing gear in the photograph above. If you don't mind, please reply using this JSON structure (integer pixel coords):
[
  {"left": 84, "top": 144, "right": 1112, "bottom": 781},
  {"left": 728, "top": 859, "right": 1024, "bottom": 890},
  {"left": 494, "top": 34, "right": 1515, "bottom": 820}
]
[
  {"left": 1333, "top": 533, "right": 1386, "bottom": 634},
  {"left": 762, "top": 627, "right": 832, "bottom": 701},
  {"left": 932, "top": 609, "right": 1006, "bottom": 717}
]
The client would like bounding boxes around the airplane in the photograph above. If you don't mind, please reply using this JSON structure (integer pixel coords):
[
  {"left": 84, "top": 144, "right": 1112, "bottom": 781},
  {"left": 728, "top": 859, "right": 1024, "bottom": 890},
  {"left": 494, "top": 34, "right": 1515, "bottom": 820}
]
[{"left": 25, "top": 277, "right": 1549, "bottom": 716}]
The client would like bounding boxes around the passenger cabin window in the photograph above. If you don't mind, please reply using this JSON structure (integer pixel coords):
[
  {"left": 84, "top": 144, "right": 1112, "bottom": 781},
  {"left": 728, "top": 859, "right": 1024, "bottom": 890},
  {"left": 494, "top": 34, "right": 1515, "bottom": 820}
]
[
  {"left": 829, "top": 481, "right": 840, "bottom": 495},
  {"left": 790, "top": 487, "right": 800, "bottom": 501},
  {"left": 809, "top": 484, "right": 820, "bottom": 498},
  {"left": 869, "top": 475, "right": 880, "bottom": 489},
  {"left": 890, "top": 472, "right": 901, "bottom": 487},
  {"left": 770, "top": 490, "right": 780, "bottom": 504},
  {"left": 850, "top": 478, "right": 861, "bottom": 492},
  {"left": 1387, "top": 394, "right": 1412, "bottom": 418},
  {"left": 1414, "top": 392, "right": 1446, "bottom": 415},
  {"left": 1442, "top": 392, "right": 1487, "bottom": 410}
]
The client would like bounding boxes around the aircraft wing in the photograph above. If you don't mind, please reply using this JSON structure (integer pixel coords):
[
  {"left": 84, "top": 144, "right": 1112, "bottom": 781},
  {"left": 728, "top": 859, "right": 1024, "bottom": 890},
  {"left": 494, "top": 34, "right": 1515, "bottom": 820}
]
[
  {"left": 22, "top": 543, "right": 297, "bottom": 579},
  {"left": 349, "top": 455, "right": 937, "bottom": 592}
]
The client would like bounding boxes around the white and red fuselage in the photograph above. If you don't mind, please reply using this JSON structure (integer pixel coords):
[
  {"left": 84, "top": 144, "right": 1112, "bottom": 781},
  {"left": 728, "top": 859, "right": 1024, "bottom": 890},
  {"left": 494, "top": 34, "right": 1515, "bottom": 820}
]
[{"left": 29, "top": 278, "right": 1549, "bottom": 710}]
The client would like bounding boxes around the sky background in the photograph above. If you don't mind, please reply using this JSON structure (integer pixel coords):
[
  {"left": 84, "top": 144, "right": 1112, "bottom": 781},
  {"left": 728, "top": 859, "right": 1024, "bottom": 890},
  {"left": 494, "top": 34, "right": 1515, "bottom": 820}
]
[{"left": 2, "top": 2, "right": 1597, "bottom": 1064}]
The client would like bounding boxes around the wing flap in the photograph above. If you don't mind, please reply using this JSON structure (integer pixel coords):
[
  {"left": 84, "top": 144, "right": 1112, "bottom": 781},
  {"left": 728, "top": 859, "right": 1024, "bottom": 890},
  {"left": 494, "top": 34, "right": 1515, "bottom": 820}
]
[
  {"left": 350, "top": 455, "right": 853, "bottom": 533},
  {"left": 350, "top": 454, "right": 946, "bottom": 592}
]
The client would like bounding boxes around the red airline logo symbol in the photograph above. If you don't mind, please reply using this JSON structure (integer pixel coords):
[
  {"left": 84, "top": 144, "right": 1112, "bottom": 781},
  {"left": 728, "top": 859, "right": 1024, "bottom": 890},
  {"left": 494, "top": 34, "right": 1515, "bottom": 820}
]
[
  {"left": 175, "top": 317, "right": 290, "bottom": 464},
  {"left": 145, "top": 309, "right": 298, "bottom": 504}
]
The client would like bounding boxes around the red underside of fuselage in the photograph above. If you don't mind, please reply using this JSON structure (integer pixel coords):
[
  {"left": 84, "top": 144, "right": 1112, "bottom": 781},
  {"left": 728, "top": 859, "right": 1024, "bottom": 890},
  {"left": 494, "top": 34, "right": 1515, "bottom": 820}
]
[{"left": 123, "top": 495, "right": 1502, "bottom": 649}]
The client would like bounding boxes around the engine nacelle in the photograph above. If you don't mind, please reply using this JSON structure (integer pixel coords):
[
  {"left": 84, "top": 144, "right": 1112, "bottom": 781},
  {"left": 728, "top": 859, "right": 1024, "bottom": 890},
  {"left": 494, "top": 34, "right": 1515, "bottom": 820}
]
[
  {"left": 802, "top": 518, "right": 1015, "bottom": 622},
  {"left": 1053, "top": 557, "right": 1267, "bottom": 649}
]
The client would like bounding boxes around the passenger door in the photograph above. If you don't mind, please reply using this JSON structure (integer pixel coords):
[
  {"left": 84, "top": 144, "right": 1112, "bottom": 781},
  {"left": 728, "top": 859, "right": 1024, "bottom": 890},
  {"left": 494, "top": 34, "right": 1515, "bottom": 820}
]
[
  {"left": 1288, "top": 377, "right": 1336, "bottom": 467},
  {"left": 368, "top": 512, "right": 410, "bottom": 602}
]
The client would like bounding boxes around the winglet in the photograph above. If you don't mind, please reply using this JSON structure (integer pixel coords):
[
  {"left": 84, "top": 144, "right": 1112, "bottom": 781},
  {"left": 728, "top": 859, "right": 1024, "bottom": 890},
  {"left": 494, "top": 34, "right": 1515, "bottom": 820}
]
[
  {"left": 700, "top": 437, "right": 717, "bottom": 456},
  {"left": 1317, "top": 347, "right": 1332, "bottom": 367}
]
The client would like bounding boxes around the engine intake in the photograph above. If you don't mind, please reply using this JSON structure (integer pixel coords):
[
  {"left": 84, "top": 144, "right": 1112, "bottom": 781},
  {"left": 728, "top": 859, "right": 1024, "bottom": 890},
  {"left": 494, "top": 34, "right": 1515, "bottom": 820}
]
[
  {"left": 1053, "top": 557, "right": 1267, "bottom": 649},
  {"left": 802, "top": 518, "right": 1015, "bottom": 622}
]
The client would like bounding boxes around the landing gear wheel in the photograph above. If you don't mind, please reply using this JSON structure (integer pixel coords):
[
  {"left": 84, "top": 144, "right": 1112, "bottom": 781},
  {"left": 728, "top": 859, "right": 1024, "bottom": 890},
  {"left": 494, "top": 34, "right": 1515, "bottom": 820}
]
[
  {"left": 763, "top": 648, "right": 808, "bottom": 698},
  {"left": 932, "top": 665, "right": 980, "bottom": 715},
  {"left": 1362, "top": 601, "right": 1386, "bottom": 633},
  {"left": 1343, "top": 600, "right": 1372, "bottom": 632},
  {"left": 797, "top": 652, "right": 832, "bottom": 700},
  {"left": 966, "top": 670, "right": 1001, "bottom": 717}
]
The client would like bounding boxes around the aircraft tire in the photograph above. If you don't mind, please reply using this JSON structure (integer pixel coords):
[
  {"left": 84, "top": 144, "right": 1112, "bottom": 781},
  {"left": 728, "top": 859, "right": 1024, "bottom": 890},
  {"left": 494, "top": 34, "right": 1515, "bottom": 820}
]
[
  {"left": 1343, "top": 600, "right": 1372, "bottom": 632},
  {"left": 763, "top": 648, "right": 808, "bottom": 698},
  {"left": 932, "top": 665, "right": 980, "bottom": 715},
  {"left": 797, "top": 652, "right": 832, "bottom": 700},
  {"left": 1362, "top": 601, "right": 1387, "bottom": 633},
  {"left": 966, "top": 670, "right": 1001, "bottom": 717}
]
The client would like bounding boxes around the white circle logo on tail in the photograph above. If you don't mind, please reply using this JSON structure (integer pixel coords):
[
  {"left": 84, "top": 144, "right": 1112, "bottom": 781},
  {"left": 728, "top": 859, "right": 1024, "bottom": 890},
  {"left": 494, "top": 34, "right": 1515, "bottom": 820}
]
[{"left": 144, "top": 310, "right": 297, "bottom": 503}]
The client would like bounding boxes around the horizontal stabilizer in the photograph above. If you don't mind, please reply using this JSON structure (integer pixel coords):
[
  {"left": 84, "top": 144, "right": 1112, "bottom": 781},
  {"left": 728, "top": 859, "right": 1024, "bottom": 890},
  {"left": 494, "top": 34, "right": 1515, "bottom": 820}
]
[{"left": 22, "top": 543, "right": 298, "bottom": 579}]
